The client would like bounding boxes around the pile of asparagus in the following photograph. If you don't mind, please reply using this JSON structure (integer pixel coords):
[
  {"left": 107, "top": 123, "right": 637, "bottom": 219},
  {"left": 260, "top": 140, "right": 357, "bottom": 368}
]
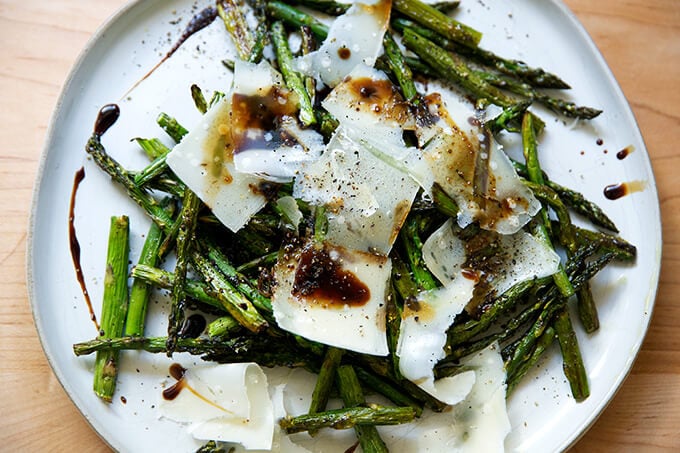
[{"left": 73, "top": 0, "right": 634, "bottom": 451}]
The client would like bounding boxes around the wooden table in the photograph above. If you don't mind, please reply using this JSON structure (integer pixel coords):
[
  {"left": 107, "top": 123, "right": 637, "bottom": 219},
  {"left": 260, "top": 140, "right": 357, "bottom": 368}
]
[{"left": 1, "top": 0, "right": 678, "bottom": 451}]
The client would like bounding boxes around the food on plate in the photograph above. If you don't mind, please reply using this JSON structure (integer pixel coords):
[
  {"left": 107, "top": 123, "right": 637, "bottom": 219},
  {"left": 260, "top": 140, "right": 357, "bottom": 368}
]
[{"left": 71, "top": 0, "right": 636, "bottom": 451}]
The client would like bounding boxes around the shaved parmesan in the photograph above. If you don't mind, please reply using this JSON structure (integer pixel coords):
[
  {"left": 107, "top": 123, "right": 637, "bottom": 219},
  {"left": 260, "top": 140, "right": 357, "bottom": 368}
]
[
  {"left": 322, "top": 65, "right": 433, "bottom": 191},
  {"left": 166, "top": 95, "right": 267, "bottom": 232},
  {"left": 158, "top": 363, "right": 274, "bottom": 450},
  {"left": 294, "top": 128, "right": 419, "bottom": 254},
  {"left": 396, "top": 277, "right": 476, "bottom": 404},
  {"left": 167, "top": 59, "right": 325, "bottom": 232},
  {"left": 419, "top": 94, "right": 541, "bottom": 234},
  {"left": 272, "top": 241, "right": 391, "bottom": 356},
  {"left": 381, "top": 343, "right": 510, "bottom": 452},
  {"left": 296, "top": 0, "right": 392, "bottom": 87},
  {"left": 422, "top": 219, "right": 560, "bottom": 311}
]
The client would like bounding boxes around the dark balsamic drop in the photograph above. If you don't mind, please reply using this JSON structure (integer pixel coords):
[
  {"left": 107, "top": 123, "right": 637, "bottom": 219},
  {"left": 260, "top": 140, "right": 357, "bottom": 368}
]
[
  {"left": 163, "top": 363, "right": 188, "bottom": 401},
  {"left": 94, "top": 104, "right": 120, "bottom": 136},
  {"left": 178, "top": 314, "right": 207, "bottom": 339},
  {"left": 617, "top": 145, "right": 634, "bottom": 160},
  {"left": 292, "top": 245, "right": 370, "bottom": 307},
  {"left": 603, "top": 183, "right": 628, "bottom": 200}
]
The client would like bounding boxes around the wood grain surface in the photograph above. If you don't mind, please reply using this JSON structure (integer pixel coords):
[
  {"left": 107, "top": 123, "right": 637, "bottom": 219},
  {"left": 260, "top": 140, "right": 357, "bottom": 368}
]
[{"left": 0, "top": 0, "right": 678, "bottom": 451}]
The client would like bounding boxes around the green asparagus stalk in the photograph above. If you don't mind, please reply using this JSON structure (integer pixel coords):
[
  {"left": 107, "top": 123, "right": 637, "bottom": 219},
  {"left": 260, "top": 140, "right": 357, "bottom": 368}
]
[
  {"left": 382, "top": 32, "right": 418, "bottom": 103},
  {"left": 392, "top": 17, "right": 569, "bottom": 89},
  {"left": 271, "top": 21, "right": 316, "bottom": 127},
  {"left": 401, "top": 29, "right": 515, "bottom": 108},
  {"left": 476, "top": 70, "right": 601, "bottom": 119},
  {"left": 353, "top": 367, "right": 423, "bottom": 417},
  {"left": 280, "top": 405, "right": 416, "bottom": 433},
  {"left": 511, "top": 159, "right": 618, "bottom": 232},
  {"left": 134, "top": 137, "right": 171, "bottom": 160},
  {"left": 207, "top": 316, "right": 241, "bottom": 339},
  {"left": 336, "top": 365, "right": 389, "bottom": 453},
  {"left": 392, "top": 0, "right": 482, "bottom": 47},
  {"left": 266, "top": 1, "right": 329, "bottom": 39},
  {"left": 448, "top": 277, "right": 549, "bottom": 345},
  {"left": 236, "top": 251, "right": 279, "bottom": 273},
  {"left": 201, "top": 238, "right": 273, "bottom": 313},
  {"left": 124, "top": 220, "right": 163, "bottom": 336},
  {"left": 300, "top": 25, "right": 318, "bottom": 106},
  {"left": 554, "top": 307, "right": 590, "bottom": 401},
  {"left": 131, "top": 264, "right": 225, "bottom": 311},
  {"left": 157, "top": 112, "right": 188, "bottom": 143},
  {"left": 134, "top": 153, "right": 171, "bottom": 187},
  {"left": 93, "top": 215, "right": 130, "bottom": 402},
  {"left": 167, "top": 190, "right": 201, "bottom": 353},
  {"left": 85, "top": 136, "right": 175, "bottom": 231},
  {"left": 309, "top": 347, "right": 344, "bottom": 430},
  {"left": 75, "top": 335, "right": 317, "bottom": 370},
  {"left": 191, "top": 253, "right": 268, "bottom": 333},
  {"left": 399, "top": 215, "right": 438, "bottom": 291},
  {"left": 550, "top": 182, "right": 618, "bottom": 232},
  {"left": 487, "top": 101, "right": 532, "bottom": 134},
  {"left": 506, "top": 326, "right": 555, "bottom": 395},
  {"left": 195, "top": 440, "right": 228, "bottom": 453},
  {"left": 190, "top": 84, "right": 209, "bottom": 114},
  {"left": 522, "top": 113, "right": 574, "bottom": 298},
  {"left": 217, "top": 0, "right": 256, "bottom": 61}
]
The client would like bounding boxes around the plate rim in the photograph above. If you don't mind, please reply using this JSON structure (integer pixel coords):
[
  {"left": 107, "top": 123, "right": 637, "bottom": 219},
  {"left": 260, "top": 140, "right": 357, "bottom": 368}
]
[
  {"left": 26, "top": 0, "right": 148, "bottom": 450},
  {"left": 26, "top": 0, "right": 663, "bottom": 452}
]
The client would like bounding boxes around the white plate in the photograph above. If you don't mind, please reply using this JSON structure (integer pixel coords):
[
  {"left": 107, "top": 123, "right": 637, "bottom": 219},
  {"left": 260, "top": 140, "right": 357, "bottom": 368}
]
[{"left": 28, "top": 0, "right": 662, "bottom": 452}]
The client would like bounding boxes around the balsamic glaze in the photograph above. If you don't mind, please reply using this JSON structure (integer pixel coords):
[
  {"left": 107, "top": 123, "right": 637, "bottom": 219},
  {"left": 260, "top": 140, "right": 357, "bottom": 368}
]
[
  {"left": 337, "top": 47, "right": 351, "bottom": 60},
  {"left": 162, "top": 363, "right": 188, "bottom": 401},
  {"left": 94, "top": 104, "right": 120, "bottom": 137},
  {"left": 178, "top": 314, "right": 207, "bottom": 339},
  {"left": 603, "top": 180, "right": 645, "bottom": 200},
  {"left": 616, "top": 145, "right": 634, "bottom": 160},
  {"left": 123, "top": 7, "right": 218, "bottom": 96},
  {"left": 68, "top": 167, "right": 99, "bottom": 331},
  {"left": 604, "top": 183, "right": 626, "bottom": 200},
  {"left": 292, "top": 245, "right": 370, "bottom": 307}
]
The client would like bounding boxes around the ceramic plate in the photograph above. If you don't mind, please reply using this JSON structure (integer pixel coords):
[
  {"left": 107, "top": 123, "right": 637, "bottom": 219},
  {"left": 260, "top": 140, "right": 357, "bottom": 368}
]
[{"left": 28, "top": 0, "right": 661, "bottom": 451}]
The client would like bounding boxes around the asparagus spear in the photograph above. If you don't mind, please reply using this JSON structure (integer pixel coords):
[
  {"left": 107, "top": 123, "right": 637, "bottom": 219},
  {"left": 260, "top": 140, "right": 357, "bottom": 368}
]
[
  {"left": 336, "top": 365, "right": 389, "bottom": 453},
  {"left": 353, "top": 367, "right": 423, "bottom": 417},
  {"left": 195, "top": 441, "right": 228, "bottom": 453},
  {"left": 190, "top": 84, "right": 209, "bottom": 114},
  {"left": 382, "top": 31, "right": 418, "bottom": 103},
  {"left": 402, "top": 29, "right": 516, "bottom": 109},
  {"left": 476, "top": 70, "right": 601, "bottom": 119},
  {"left": 271, "top": 21, "right": 316, "bottom": 127},
  {"left": 266, "top": 1, "right": 329, "bottom": 39},
  {"left": 124, "top": 220, "right": 163, "bottom": 337},
  {"left": 554, "top": 307, "right": 590, "bottom": 401},
  {"left": 512, "top": 159, "right": 618, "bottom": 232},
  {"left": 131, "top": 264, "right": 226, "bottom": 311},
  {"left": 217, "top": 0, "right": 256, "bottom": 61},
  {"left": 522, "top": 113, "right": 574, "bottom": 299},
  {"left": 308, "top": 347, "right": 344, "bottom": 432},
  {"left": 392, "top": 0, "right": 482, "bottom": 47},
  {"left": 75, "top": 335, "right": 318, "bottom": 370},
  {"left": 399, "top": 215, "right": 439, "bottom": 291},
  {"left": 280, "top": 405, "right": 416, "bottom": 433},
  {"left": 157, "top": 112, "right": 188, "bottom": 143},
  {"left": 392, "top": 17, "right": 569, "bottom": 89},
  {"left": 207, "top": 316, "right": 241, "bottom": 339},
  {"left": 506, "top": 326, "right": 555, "bottom": 395},
  {"left": 93, "top": 215, "right": 130, "bottom": 402},
  {"left": 85, "top": 135, "right": 175, "bottom": 231},
  {"left": 167, "top": 190, "right": 201, "bottom": 354},
  {"left": 134, "top": 137, "right": 171, "bottom": 160}
]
